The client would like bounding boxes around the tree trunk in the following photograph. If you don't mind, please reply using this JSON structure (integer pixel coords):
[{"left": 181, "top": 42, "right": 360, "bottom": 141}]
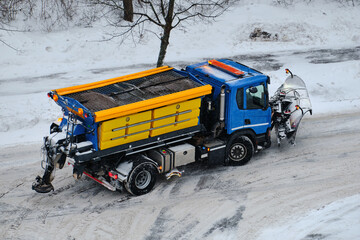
[
  {"left": 156, "top": 0, "right": 175, "bottom": 67},
  {"left": 157, "top": 25, "right": 171, "bottom": 67},
  {"left": 123, "top": 0, "right": 133, "bottom": 22}
]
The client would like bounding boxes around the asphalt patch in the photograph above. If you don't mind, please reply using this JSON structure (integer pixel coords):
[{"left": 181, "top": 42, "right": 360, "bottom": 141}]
[
  {"left": 203, "top": 205, "right": 246, "bottom": 237},
  {"left": 295, "top": 46, "right": 360, "bottom": 64}
]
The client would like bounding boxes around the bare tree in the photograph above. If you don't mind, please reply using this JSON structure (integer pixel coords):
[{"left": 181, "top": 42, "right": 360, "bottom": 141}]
[
  {"left": 92, "top": 0, "right": 236, "bottom": 67},
  {"left": 0, "top": 21, "right": 24, "bottom": 51},
  {"left": 337, "top": 0, "right": 358, "bottom": 6},
  {"left": 0, "top": 0, "right": 25, "bottom": 51}
]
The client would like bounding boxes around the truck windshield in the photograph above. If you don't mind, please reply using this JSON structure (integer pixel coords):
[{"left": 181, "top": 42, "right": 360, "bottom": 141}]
[{"left": 246, "top": 84, "right": 266, "bottom": 109}]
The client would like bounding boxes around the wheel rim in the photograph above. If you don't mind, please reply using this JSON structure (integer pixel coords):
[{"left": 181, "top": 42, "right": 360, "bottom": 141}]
[
  {"left": 229, "top": 143, "right": 247, "bottom": 161},
  {"left": 135, "top": 170, "right": 151, "bottom": 190}
]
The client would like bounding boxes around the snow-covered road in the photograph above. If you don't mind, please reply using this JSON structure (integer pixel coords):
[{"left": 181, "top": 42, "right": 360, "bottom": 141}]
[{"left": 1, "top": 112, "right": 359, "bottom": 240}]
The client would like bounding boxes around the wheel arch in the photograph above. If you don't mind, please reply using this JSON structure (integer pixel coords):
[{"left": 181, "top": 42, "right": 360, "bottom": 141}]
[
  {"left": 134, "top": 154, "right": 159, "bottom": 168},
  {"left": 227, "top": 129, "right": 257, "bottom": 148},
  {"left": 126, "top": 154, "right": 160, "bottom": 181}
]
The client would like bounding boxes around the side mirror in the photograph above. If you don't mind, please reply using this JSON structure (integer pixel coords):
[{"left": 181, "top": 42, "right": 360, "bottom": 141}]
[
  {"left": 249, "top": 87, "right": 258, "bottom": 94},
  {"left": 50, "top": 122, "right": 61, "bottom": 134}
]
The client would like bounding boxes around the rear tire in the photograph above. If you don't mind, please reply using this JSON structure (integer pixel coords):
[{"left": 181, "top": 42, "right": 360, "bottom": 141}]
[
  {"left": 226, "top": 136, "right": 254, "bottom": 166},
  {"left": 125, "top": 162, "right": 157, "bottom": 196}
]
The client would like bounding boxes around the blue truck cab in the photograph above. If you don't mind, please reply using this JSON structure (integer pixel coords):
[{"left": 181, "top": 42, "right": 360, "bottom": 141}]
[{"left": 186, "top": 59, "right": 272, "bottom": 164}]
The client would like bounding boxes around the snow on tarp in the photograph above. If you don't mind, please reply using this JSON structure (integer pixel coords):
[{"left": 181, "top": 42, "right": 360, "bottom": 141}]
[
  {"left": 52, "top": 67, "right": 211, "bottom": 122},
  {"left": 63, "top": 69, "right": 204, "bottom": 112}
]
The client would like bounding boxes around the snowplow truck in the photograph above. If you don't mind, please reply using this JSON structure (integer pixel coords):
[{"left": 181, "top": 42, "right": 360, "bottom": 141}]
[{"left": 32, "top": 59, "right": 275, "bottom": 195}]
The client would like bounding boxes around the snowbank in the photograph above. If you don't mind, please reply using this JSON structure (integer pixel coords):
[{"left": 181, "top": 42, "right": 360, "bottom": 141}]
[{"left": 258, "top": 194, "right": 360, "bottom": 240}]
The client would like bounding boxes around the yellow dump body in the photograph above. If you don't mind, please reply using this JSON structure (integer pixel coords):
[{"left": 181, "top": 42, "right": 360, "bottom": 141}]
[
  {"left": 98, "top": 98, "right": 201, "bottom": 150},
  {"left": 54, "top": 66, "right": 212, "bottom": 150}
]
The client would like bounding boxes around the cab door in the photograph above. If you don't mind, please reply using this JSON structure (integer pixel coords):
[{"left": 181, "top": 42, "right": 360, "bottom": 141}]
[
  {"left": 227, "top": 87, "right": 245, "bottom": 134},
  {"left": 243, "top": 83, "right": 271, "bottom": 135}
]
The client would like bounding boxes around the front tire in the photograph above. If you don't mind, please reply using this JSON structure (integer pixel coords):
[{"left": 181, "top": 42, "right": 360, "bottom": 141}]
[
  {"left": 125, "top": 162, "right": 158, "bottom": 196},
  {"left": 226, "top": 136, "right": 254, "bottom": 166}
]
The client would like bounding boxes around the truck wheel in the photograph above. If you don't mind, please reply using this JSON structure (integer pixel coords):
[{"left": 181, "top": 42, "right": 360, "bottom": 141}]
[
  {"left": 125, "top": 162, "right": 157, "bottom": 196},
  {"left": 226, "top": 136, "right": 254, "bottom": 166}
]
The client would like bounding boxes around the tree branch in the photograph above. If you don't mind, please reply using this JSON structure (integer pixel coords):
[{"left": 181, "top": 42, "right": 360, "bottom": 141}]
[
  {"left": 139, "top": 0, "right": 162, "bottom": 24},
  {"left": 0, "top": 38, "right": 20, "bottom": 51},
  {"left": 173, "top": 2, "right": 222, "bottom": 19},
  {"left": 133, "top": 11, "right": 164, "bottom": 28},
  {"left": 160, "top": 0, "right": 166, "bottom": 18},
  {"left": 172, "top": 2, "right": 229, "bottom": 29}
]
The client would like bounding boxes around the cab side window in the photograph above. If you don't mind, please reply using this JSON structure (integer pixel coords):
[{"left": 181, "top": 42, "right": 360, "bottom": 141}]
[
  {"left": 246, "top": 84, "right": 266, "bottom": 109},
  {"left": 236, "top": 88, "right": 244, "bottom": 109}
]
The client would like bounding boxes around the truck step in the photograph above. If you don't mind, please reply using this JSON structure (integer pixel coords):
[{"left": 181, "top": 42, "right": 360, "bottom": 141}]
[
  {"left": 75, "top": 141, "right": 94, "bottom": 152},
  {"left": 166, "top": 169, "right": 183, "bottom": 180},
  {"left": 75, "top": 150, "right": 95, "bottom": 163}
]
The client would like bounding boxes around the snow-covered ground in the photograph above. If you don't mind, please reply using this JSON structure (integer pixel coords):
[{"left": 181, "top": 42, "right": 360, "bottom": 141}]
[
  {"left": 258, "top": 194, "right": 360, "bottom": 240},
  {"left": 0, "top": 0, "right": 359, "bottom": 239},
  {"left": 1, "top": 112, "right": 359, "bottom": 240}
]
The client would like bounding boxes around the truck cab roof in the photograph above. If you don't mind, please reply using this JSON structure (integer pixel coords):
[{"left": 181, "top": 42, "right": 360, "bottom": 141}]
[{"left": 186, "top": 59, "right": 269, "bottom": 91}]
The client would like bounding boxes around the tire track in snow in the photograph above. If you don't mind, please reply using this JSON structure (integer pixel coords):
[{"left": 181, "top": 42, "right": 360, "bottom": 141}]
[{"left": 203, "top": 206, "right": 246, "bottom": 238}]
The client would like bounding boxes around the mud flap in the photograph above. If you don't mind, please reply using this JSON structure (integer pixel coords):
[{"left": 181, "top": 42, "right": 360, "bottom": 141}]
[
  {"left": 56, "top": 153, "right": 67, "bottom": 169},
  {"left": 73, "top": 164, "right": 85, "bottom": 180}
]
